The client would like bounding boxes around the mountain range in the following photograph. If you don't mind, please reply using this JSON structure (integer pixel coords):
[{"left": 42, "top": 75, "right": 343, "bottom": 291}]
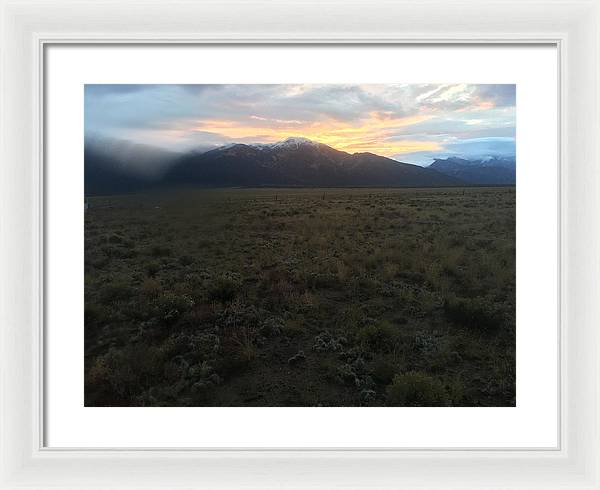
[
  {"left": 85, "top": 137, "right": 515, "bottom": 196},
  {"left": 428, "top": 156, "right": 516, "bottom": 185}
]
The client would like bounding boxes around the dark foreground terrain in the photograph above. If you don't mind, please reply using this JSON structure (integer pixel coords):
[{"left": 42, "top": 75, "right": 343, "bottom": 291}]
[{"left": 85, "top": 187, "right": 515, "bottom": 406}]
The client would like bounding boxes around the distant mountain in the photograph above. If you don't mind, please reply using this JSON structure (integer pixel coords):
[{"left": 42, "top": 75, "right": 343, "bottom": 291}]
[
  {"left": 428, "top": 156, "right": 515, "bottom": 185},
  {"left": 163, "top": 137, "right": 460, "bottom": 188}
]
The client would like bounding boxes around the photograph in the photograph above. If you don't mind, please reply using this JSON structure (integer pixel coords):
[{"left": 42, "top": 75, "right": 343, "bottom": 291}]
[{"left": 84, "top": 83, "right": 516, "bottom": 407}]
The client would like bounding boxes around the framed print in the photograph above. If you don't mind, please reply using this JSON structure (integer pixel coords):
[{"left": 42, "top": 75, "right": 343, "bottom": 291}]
[
  {"left": 45, "top": 44, "right": 557, "bottom": 449},
  {"left": 1, "top": 0, "right": 599, "bottom": 489}
]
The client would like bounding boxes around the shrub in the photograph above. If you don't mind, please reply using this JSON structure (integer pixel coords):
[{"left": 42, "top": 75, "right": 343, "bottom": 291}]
[
  {"left": 101, "top": 245, "right": 137, "bottom": 259},
  {"left": 163, "top": 355, "right": 190, "bottom": 383},
  {"left": 306, "top": 272, "right": 339, "bottom": 290},
  {"left": 85, "top": 302, "right": 109, "bottom": 325},
  {"left": 99, "top": 280, "right": 133, "bottom": 303},
  {"left": 155, "top": 293, "right": 194, "bottom": 325},
  {"left": 356, "top": 321, "right": 398, "bottom": 352},
  {"left": 189, "top": 332, "right": 221, "bottom": 356},
  {"left": 141, "top": 278, "right": 161, "bottom": 298},
  {"left": 90, "top": 344, "right": 164, "bottom": 400},
  {"left": 443, "top": 296, "right": 504, "bottom": 333},
  {"left": 149, "top": 245, "right": 172, "bottom": 257},
  {"left": 221, "top": 325, "right": 259, "bottom": 364},
  {"left": 208, "top": 275, "right": 241, "bottom": 303},
  {"left": 161, "top": 332, "right": 191, "bottom": 357},
  {"left": 146, "top": 261, "right": 160, "bottom": 277},
  {"left": 260, "top": 317, "right": 284, "bottom": 337},
  {"left": 369, "top": 358, "right": 397, "bottom": 385},
  {"left": 312, "top": 331, "right": 345, "bottom": 352},
  {"left": 386, "top": 372, "right": 450, "bottom": 406},
  {"left": 87, "top": 357, "right": 110, "bottom": 387},
  {"left": 107, "top": 234, "right": 123, "bottom": 244},
  {"left": 413, "top": 332, "right": 440, "bottom": 354},
  {"left": 336, "top": 363, "right": 359, "bottom": 387},
  {"left": 317, "top": 358, "right": 339, "bottom": 383},
  {"left": 178, "top": 255, "right": 194, "bottom": 266}
]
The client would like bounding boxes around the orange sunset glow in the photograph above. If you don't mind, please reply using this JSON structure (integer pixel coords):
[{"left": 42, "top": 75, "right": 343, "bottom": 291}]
[{"left": 85, "top": 83, "right": 516, "bottom": 166}]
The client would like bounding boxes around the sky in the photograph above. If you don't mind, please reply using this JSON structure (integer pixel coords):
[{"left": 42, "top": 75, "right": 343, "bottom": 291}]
[{"left": 85, "top": 84, "right": 515, "bottom": 166}]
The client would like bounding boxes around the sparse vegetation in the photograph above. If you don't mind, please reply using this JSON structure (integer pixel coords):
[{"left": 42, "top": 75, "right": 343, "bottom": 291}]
[
  {"left": 386, "top": 372, "right": 450, "bottom": 406},
  {"left": 85, "top": 186, "right": 515, "bottom": 406}
]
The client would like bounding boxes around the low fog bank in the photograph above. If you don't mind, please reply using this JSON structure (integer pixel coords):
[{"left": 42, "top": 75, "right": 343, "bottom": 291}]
[{"left": 85, "top": 135, "right": 183, "bottom": 180}]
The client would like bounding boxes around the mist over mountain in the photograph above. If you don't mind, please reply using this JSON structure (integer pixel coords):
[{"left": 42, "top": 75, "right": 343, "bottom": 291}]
[
  {"left": 85, "top": 136, "right": 181, "bottom": 195},
  {"left": 84, "top": 136, "right": 515, "bottom": 196},
  {"left": 428, "top": 156, "right": 516, "bottom": 185}
]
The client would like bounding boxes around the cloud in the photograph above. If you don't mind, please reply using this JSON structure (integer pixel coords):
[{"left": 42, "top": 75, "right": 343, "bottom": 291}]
[
  {"left": 475, "top": 84, "right": 516, "bottom": 107},
  {"left": 85, "top": 84, "right": 161, "bottom": 96},
  {"left": 409, "top": 83, "right": 516, "bottom": 113},
  {"left": 85, "top": 134, "right": 181, "bottom": 179},
  {"left": 397, "top": 137, "right": 515, "bottom": 166},
  {"left": 85, "top": 84, "right": 516, "bottom": 161}
]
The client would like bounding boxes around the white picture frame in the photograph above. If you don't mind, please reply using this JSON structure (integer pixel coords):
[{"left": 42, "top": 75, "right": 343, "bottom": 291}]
[{"left": 0, "top": 0, "right": 598, "bottom": 488}]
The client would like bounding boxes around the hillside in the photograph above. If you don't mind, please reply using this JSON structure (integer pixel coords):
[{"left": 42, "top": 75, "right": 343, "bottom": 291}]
[{"left": 164, "top": 137, "right": 460, "bottom": 188}]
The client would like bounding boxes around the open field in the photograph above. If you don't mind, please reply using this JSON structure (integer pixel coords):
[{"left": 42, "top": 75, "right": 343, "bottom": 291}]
[{"left": 84, "top": 186, "right": 515, "bottom": 406}]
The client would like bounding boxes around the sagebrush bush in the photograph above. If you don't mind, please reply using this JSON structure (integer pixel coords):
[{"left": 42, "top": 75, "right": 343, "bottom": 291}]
[{"left": 386, "top": 371, "right": 450, "bottom": 406}]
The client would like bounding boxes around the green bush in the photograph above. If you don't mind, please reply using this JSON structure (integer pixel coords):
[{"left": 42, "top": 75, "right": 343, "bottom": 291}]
[{"left": 386, "top": 371, "right": 450, "bottom": 406}]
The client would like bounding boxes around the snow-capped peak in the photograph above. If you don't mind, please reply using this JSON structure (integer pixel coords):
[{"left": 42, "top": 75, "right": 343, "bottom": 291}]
[
  {"left": 273, "top": 136, "right": 318, "bottom": 148},
  {"left": 254, "top": 137, "right": 320, "bottom": 150},
  {"left": 215, "top": 137, "right": 322, "bottom": 152}
]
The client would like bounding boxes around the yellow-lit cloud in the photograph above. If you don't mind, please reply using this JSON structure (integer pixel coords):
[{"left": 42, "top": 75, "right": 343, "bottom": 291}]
[{"left": 190, "top": 113, "right": 440, "bottom": 157}]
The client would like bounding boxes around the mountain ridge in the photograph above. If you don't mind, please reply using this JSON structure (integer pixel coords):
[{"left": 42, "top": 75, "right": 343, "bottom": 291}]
[
  {"left": 85, "top": 136, "right": 514, "bottom": 196},
  {"left": 428, "top": 155, "right": 516, "bottom": 185},
  {"left": 163, "top": 137, "right": 460, "bottom": 189}
]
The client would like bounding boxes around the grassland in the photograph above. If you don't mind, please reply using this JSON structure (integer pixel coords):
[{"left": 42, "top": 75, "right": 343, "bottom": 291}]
[{"left": 84, "top": 186, "right": 515, "bottom": 406}]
